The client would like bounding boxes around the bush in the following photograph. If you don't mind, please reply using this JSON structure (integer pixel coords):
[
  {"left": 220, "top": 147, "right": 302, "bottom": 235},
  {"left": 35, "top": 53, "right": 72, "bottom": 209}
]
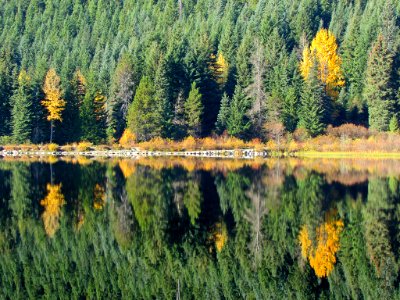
[
  {"left": 326, "top": 124, "right": 369, "bottom": 139},
  {"left": 293, "top": 128, "right": 309, "bottom": 142},
  {"left": 77, "top": 141, "right": 93, "bottom": 152},
  {"left": 46, "top": 143, "right": 59, "bottom": 152},
  {"left": 119, "top": 129, "right": 136, "bottom": 147},
  {"left": 0, "top": 136, "right": 13, "bottom": 145}
]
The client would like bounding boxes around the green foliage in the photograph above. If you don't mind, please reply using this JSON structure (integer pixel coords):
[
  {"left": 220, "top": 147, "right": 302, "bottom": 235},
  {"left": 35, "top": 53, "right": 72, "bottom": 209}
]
[
  {"left": 11, "top": 71, "right": 33, "bottom": 143},
  {"left": 298, "top": 64, "right": 326, "bottom": 137},
  {"left": 215, "top": 93, "right": 231, "bottom": 134},
  {"left": 127, "top": 76, "right": 162, "bottom": 142},
  {"left": 184, "top": 82, "right": 203, "bottom": 137},
  {"left": 0, "top": 0, "right": 398, "bottom": 142},
  {"left": 364, "top": 35, "right": 395, "bottom": 132},
  {"left": 226, "top": 85, "right": 250, "bottom": 138}
]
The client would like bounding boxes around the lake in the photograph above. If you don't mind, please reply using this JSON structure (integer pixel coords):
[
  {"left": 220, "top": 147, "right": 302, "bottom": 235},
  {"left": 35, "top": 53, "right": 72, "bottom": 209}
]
[{"left": 1, "top": 156, "right": 400, "bottom": 299}]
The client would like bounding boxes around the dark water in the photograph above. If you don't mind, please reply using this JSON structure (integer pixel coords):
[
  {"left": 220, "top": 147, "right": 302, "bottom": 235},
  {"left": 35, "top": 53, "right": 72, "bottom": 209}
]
[{"left": 1, "top": 157, "right": 400, "bottom": 299}]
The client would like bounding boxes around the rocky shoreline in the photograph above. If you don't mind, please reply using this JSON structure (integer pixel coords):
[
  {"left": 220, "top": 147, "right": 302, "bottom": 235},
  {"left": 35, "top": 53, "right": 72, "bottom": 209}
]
[{"left": 1, "top": 149, "right": 269, "bottom": 159}]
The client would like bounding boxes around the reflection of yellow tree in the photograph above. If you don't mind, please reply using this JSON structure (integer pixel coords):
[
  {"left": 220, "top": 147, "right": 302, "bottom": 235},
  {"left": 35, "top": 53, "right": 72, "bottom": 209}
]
[
  {"left": 211, "top": 221, "right": 228, "bottom": 252},
  {"left": 299, "top": 210, "right": 344, "bottom": 278},
  {"left": 40, "top": 184, "right": 65, "bottom": 237},
  {"left": 93, "top": 184, "right": 106, "bottom": 210}
]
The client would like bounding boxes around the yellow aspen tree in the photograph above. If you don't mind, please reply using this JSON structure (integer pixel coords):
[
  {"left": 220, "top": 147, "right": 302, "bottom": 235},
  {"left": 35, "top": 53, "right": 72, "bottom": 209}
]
[
  {"left": 40, "top": 184, "right": 65, "bottom": 237},
  {"left": 41, "top": 68, "right": 66, "bottom": 142},
  {"left": 300, "top": 29, "right": 345, "bottom": 98}
]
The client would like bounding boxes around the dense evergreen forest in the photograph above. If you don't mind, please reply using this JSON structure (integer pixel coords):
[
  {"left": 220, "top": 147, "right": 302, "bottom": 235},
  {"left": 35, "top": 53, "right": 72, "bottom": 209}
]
[{"left": 0, "top": 0, "right": 399, "bottom": 145}]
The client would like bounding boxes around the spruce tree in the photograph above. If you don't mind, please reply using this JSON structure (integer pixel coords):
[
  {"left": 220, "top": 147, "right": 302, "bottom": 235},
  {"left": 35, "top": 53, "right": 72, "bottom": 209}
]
[
  {"left": 184, "top": 82, "right": 203, "bottom": 137},
  {"left": 363, "top": 34, "right": 395, "bottom": 131},
  {"left": 282, "top": 87, "right": 299, "bottom": 132},
  {"left": 127, "top": 76, "right": 161, "bottom": 142},
  {"left": 226, "top": 85, "right": 250, "bottom": 138},
  {"left": 298, "top": 64, "right": 326, "bottom": 137},
  {"left": 215, "top": 93, "right": 231, "bottom": 134},
  {"left": 11, "top": 70, "right": 33, "bottom": 143}
]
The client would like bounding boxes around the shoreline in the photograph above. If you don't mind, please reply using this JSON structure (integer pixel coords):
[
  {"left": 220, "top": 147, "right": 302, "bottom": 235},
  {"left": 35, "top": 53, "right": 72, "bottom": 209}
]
[{"left": 2, "top": 148, "right": 400, "bottom": 159}]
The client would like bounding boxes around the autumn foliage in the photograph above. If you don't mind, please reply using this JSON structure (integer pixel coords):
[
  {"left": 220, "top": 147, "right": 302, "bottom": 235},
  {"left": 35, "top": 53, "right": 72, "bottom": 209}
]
[
  {"left": 300, "top": 29, "right": 345, "bottom": 97},
  {"left": 40, "top": 184, "right": 65, "bottom": 237},
  {"left": 299, "top": 210, "right": 344, "bottom": 278}
]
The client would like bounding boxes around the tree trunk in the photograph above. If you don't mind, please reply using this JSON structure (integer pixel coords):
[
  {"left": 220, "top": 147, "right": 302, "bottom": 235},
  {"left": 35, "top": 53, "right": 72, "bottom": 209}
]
[{"left": 50, "top": 120, "right": 53, "bottom": 143}]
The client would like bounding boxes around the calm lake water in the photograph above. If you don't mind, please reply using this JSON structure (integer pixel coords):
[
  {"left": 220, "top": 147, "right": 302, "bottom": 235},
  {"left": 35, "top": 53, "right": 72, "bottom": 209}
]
[{"left": 1, "top": 156, "right": 400, "bottom": 299}]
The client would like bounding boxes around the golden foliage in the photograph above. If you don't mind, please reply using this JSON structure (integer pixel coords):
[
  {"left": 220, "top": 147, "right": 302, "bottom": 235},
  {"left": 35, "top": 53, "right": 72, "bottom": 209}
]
[
  {"left": 41, "top": 69, "right": 66, "bottom": 121},
  {"left": 76, "top": 141, "right": 93, "bottom": 152},
  {"left": 299, "top": 211, "right": 344, "bottom": 278},
  {"left": 93, "top": 184, "right": 106, "bottom": 210},
  {"left": 40, "top": 184, "right": 65, "bottom": 237},
  {"left": 119, "top": 129, "right": 137, "bottom": 147},
  {"left": 211, "top": 221, "right": 228, "bottom": 252},
  {"left": 118, "top": 159, "right": 136, "bottom": 178},
  {"left": 212, "top": 52, "right": 229, "bottom": 86},
  {"left": 300, "top": 29, "right": 345, "bottom": 97},
  {"left": 18, "top": 69, "right": 31, "bottom": 83},
  {"left": 46, "top": 143, "right": 59, "bottom": 152}
]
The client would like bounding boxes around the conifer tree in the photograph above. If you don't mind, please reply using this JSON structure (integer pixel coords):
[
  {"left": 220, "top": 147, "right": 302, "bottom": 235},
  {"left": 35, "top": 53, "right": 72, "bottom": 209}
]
[
  {"left": 215, "top": 93, "right": 231, "bottom": 134},
  {"left": 364, "top": 35, "right": 395, "bottom": 131},
  {"left": 226, "top": 85, "right": 250, "bottom": 137},
  {"left": 107, "top": 54, "right": 136, "bottom": 142},
  {"left": 11, "top": 70, "right": 33, "bottom": 143},
  {"left": 184, "top": 82, "right": 203, "bottom": 137},
  {"left": 298, "top": 63, "right": 326, "bottom": 137},
  {"left": 282, "top": 87, "right": 299, "bottom": 132},
  {"left": 127, "top": 76, "right": 161, "bottom": 141},
  {"left": 41, "top": 69, "right": 66, "bottom": 143}
]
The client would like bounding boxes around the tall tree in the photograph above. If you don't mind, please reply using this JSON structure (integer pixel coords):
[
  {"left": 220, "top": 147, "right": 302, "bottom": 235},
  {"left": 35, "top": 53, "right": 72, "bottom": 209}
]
[
  {"left": 298, "top": 63, "right": 326, "bottom": 137},
  {"left": 226, "top": 85, "right": 250, "bottom": 138},
  {"left": 215, "top": 93, "right": 231, "bottom": 134},
  {"left": 107, "top": 54, "right": 136, "bottom": 142},
  {"left": 184, "top": 82, "right": 203, "bottom": 137},
  {"left": 41, "top": 69, "right": 66, "bottom": 143},
  {"left": 363, "top": 35, "right": 395, "bottom": 131},
  {"left": 300, "top": 29, "right": 345, "bottom": 98},
  {"left": 127, "top": 76, "right": 161, "bottom": 142},
  {"left": 11, "top": 70, "right": 33, "bottom": 143}
]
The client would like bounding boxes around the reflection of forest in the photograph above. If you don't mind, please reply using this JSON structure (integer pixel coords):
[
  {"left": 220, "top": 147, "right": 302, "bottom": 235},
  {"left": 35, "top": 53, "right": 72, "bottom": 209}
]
[{"left": 0, "top": 159, "right": 400, "bottom": 298}]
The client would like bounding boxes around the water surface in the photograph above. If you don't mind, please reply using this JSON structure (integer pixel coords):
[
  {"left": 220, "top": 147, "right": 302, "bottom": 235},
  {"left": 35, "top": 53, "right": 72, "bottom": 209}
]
[{"left": 1, "top": 157, "right": 400, "bottom": 299}]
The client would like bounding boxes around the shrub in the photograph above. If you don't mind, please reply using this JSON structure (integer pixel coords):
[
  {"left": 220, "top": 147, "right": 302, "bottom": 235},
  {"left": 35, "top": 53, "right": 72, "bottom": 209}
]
[
  {"left": 0, "top": 136, "right": 13, "bottom": 145},
  {"left": 326, "top": 124, "right": 369, "bottom": 139},
  {"left": 77, "top": 141, "right": 93, "bottom": 152},
  {"left": 119, "top": 129, "right": 136, "bottom": 147},
  {"left": 46, "top": 143, "right": 59, "bottom": 152},
  {"left": 293, "top": 128, "right": 309, "bottom": 142},
  {"left": 180, "top": 136, "right": 197, "bottom": 150}
]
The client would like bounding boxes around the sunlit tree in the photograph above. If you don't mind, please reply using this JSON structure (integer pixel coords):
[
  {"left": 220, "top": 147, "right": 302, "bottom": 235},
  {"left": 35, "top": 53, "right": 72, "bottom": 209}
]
[
  {"left": 300, "top": 29, "right": 345, "bottom": 98},
  {"left": 41, "top": 69, "right": 66, "bottom": 142},
  {"left": 40, "top": 184, "right": 65, "bottom": 237}
]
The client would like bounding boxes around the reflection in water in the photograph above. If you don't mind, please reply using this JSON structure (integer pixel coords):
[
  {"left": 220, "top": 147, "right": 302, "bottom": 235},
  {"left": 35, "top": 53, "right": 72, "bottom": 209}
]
[
  {"left": 299, "top": 210, "right": 344, "bottom": 278},
  {"left": 40, "top": 184, "right": 65, "bottom": 237},
  {"left": 1, "top": 157, "right": 400, "bottom": 298}
]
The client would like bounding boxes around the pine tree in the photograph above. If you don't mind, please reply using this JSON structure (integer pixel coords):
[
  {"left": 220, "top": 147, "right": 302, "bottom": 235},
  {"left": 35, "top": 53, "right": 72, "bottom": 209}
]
[
  {"left": 282, "top": 87, "right": 299, "bottom": 132},
  {"left": 127, "top": 76, "right": 161, "bottom": 142},
  {"left": 226, "top": 85, "right": 250, "bottom": 137},
  {"left": 184, "top": 82, "right": 203, "bottom": 137},
  {"left": 215, "top": 93, "right": 231, "bottom": 134},
  {"left": 11, "top": 70, "right": 33, "bottom": 143},
  {"left": 364, "top": 35, "right": 395, "bottom": 132},
  {"left": 298, "top": 64, "right": 326, "bottom": 137}
]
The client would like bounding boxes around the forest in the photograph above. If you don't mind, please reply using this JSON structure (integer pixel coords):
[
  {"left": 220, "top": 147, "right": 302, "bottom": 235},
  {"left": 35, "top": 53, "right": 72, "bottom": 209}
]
[{"left": 0, "top": 0, "right": 399, "bottom": 145}]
